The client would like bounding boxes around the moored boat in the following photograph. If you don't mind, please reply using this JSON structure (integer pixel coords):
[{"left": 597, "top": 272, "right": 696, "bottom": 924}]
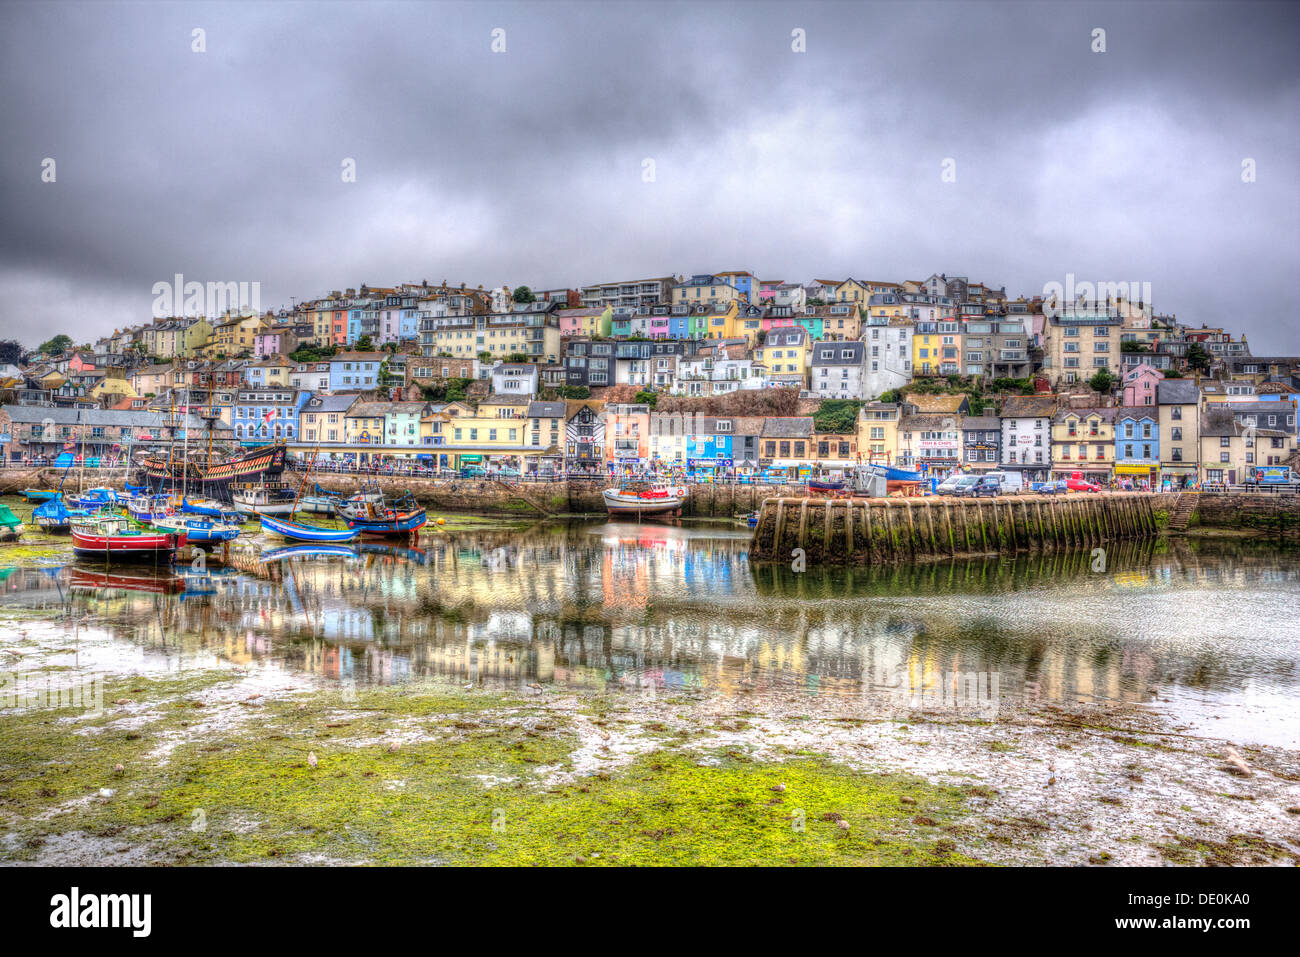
[
  {"left": 863, "top": 463, "right": 925, "bottom": 482},
  {"left": 181, "top": 497, "right": 245, "bottom": 523},
  {"left": 66, "top": 487, "right": 120, "bottom": 510},
  {"left": 0, "top": 503, "right": 25, "bottom": 540},
  {"left": 807, "top": 479, "right": 846, "bottom": 492},
  {"left": 71, "top": 515, "right": 183, "bottom": 562},
  {"left": 340, "top": 496, "right": 427, "bottom": 536},
  {"left": 21, "top": 488, "right": 59, "bottom": 503},
  {"left": 260, "top": 514, "right": 361, "bottom": 543},
  {"left": 127, "top": 494, "right": 174, "bottom": 523},
  {"left": 602, "top": 483, "right": 688, "bottom": 519},
  {"left": 33, "top": 497, "right": 93, "bottom": 533},
  {"left": 151, "top": 515, "right": 241, "bottom": 545},
  {"left": 231, "top": 483, "right": 298, "bottom": 516}
]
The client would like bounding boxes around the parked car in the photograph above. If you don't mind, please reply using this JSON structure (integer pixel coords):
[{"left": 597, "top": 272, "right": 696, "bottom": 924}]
[
  {"left": 1065, "top": 471, "right": 1102, "bottom": 492},
  {"left": 969, "top": 476, "right": 1003, "bottom": 497},
  {"left": 459, "top": 466, "right": 487, "bottom": 478},
  {"left": 1037, "top": 480, "right": 1067, "bottom": 495},
  {"left": 946, "top": 476, "right": 984, "bottom": 497},
  {"left": 936, "top": 474, "right": 968, "bottom": 494}
]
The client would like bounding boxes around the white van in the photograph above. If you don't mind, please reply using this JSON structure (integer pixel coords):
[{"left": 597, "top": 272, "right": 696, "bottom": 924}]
[{"left": 985, "top": 470, "right": 1025, "bottom": 493}]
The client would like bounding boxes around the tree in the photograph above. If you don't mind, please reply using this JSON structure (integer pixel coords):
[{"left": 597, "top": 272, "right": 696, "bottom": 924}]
[
  {"left": 0, "top": 339, "right": 22, "bottom": 365},
  {"left": 634, "top": 390, "right": 659, "bottom": 409},
  {"left": 558, "top": 385, "right": 591, "bottom": 399},
  {"left": 1164, "top": 369, "right": 1184, "bottom": 378},
  {"left": 354, "top": 334, "right": 374, "bottom": 351},
  {"left": 1186, "top": 342, "right": 1212, "bottom": 374},
  {"left": 1087, "top": 368, "right": 1117, "bottom": 394},
  {"left": 39, "top": 334, "right": 73, "bottom": 355},
  {"left": 1120, "top": 340, "right": 1150, "bottom": 353},
  {"left": 512, "top": 285, "right": 536, "bottom": 304}
]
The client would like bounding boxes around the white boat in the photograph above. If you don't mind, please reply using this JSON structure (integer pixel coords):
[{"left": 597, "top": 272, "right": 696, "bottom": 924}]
[
  {"left": 602, "top": 484, "right": 688, "bottom": 519},
  {"left": 231, "top": 484, "right": 297, "bottom": 516}
]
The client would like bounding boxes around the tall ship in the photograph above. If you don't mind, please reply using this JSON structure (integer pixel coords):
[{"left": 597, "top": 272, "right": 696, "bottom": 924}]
[{"left": 132, "top": 368, "right": 289, "bottom": 501}]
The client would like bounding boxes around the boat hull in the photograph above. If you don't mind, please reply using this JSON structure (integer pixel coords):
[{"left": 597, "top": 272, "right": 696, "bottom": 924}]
[
  {"left": 260, "top": 514, "right": 361, "bottom": 543},
  {"left": 71, "top": 529, "right": 181, "bottom": 561},
  {"left": 342, "top": 510, "right": 427, "bottom": 536}
]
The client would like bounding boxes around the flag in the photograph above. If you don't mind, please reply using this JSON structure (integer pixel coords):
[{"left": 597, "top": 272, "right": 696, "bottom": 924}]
[{"left": 264, "top": 408, "right": 276, "bottom": 424}]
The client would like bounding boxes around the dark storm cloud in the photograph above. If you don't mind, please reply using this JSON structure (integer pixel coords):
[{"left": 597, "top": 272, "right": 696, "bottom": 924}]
[{"left": 1, "top": 0, "right": 1296, "bottom": 350}]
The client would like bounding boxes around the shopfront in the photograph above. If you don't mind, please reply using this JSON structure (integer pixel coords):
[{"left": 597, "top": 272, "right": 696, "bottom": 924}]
[{"left": 1114, "top": 462, "right": 1157, "bottom": 489}]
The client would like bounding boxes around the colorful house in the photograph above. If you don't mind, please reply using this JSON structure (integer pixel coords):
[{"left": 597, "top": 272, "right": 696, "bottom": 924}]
[
  {"left": 1051, "top": 407, "right": 1116, "bottom": 481},
  {"left": 1115, "top": 409, "right": 1160, "bottom": 485}
]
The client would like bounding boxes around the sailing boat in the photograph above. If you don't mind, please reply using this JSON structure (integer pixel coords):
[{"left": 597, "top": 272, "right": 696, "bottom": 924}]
[{"left": 258, "top": 445, "right": 360, "bottom": 543}]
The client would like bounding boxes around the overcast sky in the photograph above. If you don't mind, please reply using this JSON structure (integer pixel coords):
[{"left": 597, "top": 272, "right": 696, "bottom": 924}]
[{"left": 2, "top": 0, "right": 1297, "bottom": 352}]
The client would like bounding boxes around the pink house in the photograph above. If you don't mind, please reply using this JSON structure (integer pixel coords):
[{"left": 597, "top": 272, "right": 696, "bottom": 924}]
[
  {"left": 1122, "top": 362, "right": 1164, "bottom": 407},
  {"left": 757, "top": 279, "right": 784, "bottom": 302},
  {"left": 254, "top": 331, "right": 294, "bottom": 358}
]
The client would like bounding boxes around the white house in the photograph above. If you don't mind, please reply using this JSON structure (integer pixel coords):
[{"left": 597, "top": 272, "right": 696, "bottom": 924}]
[
  {"left": 862, "top": 319, "right": 913, "bottom": 399},
  {"left": 810, "top": 341, "right": 868, "bottom": 399},
  {"left": 490, "top": 362, "right": 538, "bottom": 397}
]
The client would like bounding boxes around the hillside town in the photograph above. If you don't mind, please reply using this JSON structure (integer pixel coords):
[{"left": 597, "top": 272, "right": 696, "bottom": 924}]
[{"left": 2, "top": 272, "right": 1296, "bottom": 488}]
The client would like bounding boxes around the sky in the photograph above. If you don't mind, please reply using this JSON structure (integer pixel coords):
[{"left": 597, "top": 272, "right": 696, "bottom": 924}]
[{"left": 1, "top": 0, "right": 1297, "bottom": 352}]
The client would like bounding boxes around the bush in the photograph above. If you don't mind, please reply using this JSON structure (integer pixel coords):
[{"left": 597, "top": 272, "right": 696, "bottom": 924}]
[{"left": 813, "top": 399, "right": 862, "bottom": 434}]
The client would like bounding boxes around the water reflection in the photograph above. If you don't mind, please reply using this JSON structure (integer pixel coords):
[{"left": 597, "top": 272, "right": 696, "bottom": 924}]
[{"left": 1, "top": 523, "right": 1297, "bottom": 746}]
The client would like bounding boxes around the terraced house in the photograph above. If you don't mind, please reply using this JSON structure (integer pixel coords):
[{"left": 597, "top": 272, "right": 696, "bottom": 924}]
[
  {"left": 1051, "top": 406, "right": 1116, "bottom": 482},
  {"left": 1115, "top": 408, "right": 1160, "bottom": 485}
]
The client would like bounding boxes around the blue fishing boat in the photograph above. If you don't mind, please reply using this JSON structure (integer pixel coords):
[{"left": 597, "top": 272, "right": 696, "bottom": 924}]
[
  {"left": 342, "top": 503, "right": 427, "bottom": 537},
  {"left": 863, "top": 463, "right": 925, "bottom": 482},
  {"left": 128, "top": 494, "right": 174, "bottom": 523},
  {"left": 67, "top": 487, "right": 120, "bottom": 510},
  {"left": 21, "top": 488, "right": 59, "bottom": 503},
  {"left": 152, "top": 515, "right": 241, "bottom": 545},
  {"left": 260, "top": 513, "right": 361, "bottom": 543},
  {"left": 33, "top": 497, "right": 94, "bottom": 533},
  {"left": 124, "top": 482, "right": 149, "bottom": 496},
  {"left": 260, "top": 543, "right": 359, "bottom": 563},
  {"left": 181, "top": 498, "right": 245, "bottom": 523}
]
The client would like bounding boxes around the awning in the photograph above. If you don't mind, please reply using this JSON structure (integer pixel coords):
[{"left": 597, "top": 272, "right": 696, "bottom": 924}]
[{"left": 1114, "top": 464, "right": 1157, "bottom": 475}]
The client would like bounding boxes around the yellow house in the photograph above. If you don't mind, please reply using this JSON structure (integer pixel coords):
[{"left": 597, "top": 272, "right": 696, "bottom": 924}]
[
  {"left": 832, "top": 279, "right": 872, "bottom": 305},
  {"left": 857, "top": 401, "right": 901, "bottom": 463},
  {"left": 1051, "top": 407, "right": 1116, "bottom": 479},
  {"left": 753, "top": 326, "right": 809, "bottom": 389},
  {"left": 344, "top": 401, "right": 388, "bottom": 447},
  {"left": 204, "top": 313, "right": 267, "bottom": 356},
  {"left": 180, "top": 318, "right": 213, "bottom": 357},
  {"left": 911, "top": 321, "right": 962, "bottom": 376},
  {"left": 90, "top": 370, "right": 138, "bottom": 404}
]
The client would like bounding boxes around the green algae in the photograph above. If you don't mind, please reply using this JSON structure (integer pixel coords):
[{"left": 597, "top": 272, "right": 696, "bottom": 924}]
[{"left": 1, "top": 677, "right": 985, "bottom": 866}]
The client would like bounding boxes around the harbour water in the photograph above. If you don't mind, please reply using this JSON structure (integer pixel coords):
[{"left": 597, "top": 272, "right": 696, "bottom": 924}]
[{"left": 3, "top": 517, "right": 1297, "bottom": 748}]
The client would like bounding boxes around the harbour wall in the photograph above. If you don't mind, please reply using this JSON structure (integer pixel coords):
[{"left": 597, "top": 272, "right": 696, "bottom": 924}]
[
  {"left": 1189, "top": 492, "right": 1300, "bottom": 543},
  {"left": 748, "top": 493, "right": 1160, "bottom": 564}
]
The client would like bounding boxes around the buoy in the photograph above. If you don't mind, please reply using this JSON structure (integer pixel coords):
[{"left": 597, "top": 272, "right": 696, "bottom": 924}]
[{"left": 436, "top": 517, "right": 445, "bottom": 526}]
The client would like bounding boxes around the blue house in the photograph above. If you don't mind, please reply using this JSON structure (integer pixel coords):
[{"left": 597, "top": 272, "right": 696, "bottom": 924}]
[
  {"left": 1116, "top": 409, "right": 1160, "bottom": 486},
  {"left": 328, "top": 352, "right": 385, "bottom": 392},
  {"left": 232, "top": 388, "right": 311, "bottom": 446}
]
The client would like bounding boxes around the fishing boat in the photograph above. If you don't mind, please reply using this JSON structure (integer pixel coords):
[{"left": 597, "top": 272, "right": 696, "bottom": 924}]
[
  {"left": 0, "top": 503, "right": 25, "bottom": 540},
  {"left": 66, "top": 487, "right": 120, "bottom": 510},
  {"left": 151, "top": 515, "right": 241, "bottom": 545},
  {"left": 33, "top": 497, "right": 94, "bottom": 533},
  {"left": 807, "top": 479, "right": 846, "bottom": 492},
  {"left": 340, "top": 496, "right": 428, "bottom": 537},
  {"left": 21, "top": 488, "right": 59, "bottom": 503},
  {"left": 297, "top": 484, "right": 342, "bottom": 515},
  {"left": 181, "top": 497, "right": 245, "bottom": 523},
  {"left": 231, "top": 482, "right": 298, "bottom": 516},
  {"left": 124, "top": 482, "right": 150, "bottom": 496},
  {"left": 259, "top": 513, "right": 361, "bottom": 543},
  {"left": 863, "top": 463, "right": 925, "bottom": 482},
  {"left": 602, "top": 483, "right": 688, "bottom": 519},
  {"left": 70, "top": 515, "right": 183, "bottom": 562},
  {"left": 127, "top": 494, "right": 174, "bottom": 523}
]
